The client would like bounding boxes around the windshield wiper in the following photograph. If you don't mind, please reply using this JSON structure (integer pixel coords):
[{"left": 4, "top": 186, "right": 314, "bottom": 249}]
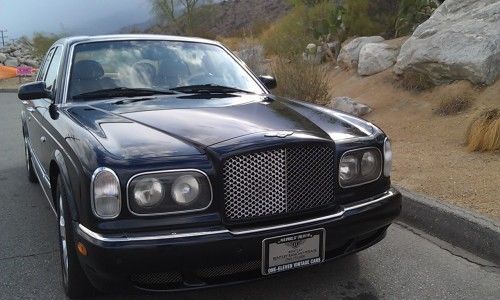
[
  {"left": 72, "top": 87, "right": 179, "bottom": 100},
  {"left": 170, "top": 84, "right": 255, "bottom": 95}
]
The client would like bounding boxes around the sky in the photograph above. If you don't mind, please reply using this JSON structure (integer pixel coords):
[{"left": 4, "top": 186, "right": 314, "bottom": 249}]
[{"left": 0, "top": 0, "right": 152, "bottom": 40}]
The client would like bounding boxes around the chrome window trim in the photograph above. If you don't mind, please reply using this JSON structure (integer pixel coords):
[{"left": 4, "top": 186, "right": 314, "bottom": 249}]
[
  {"left": 338, "top": 147, "right": 383, "bottom": 189},
  {"left": 126, "top": 169, "right": 214, "bottom": 217},
  {"left": 91, "top": 167, "right": 122, "bottom": 220},
  {"left": 62, "top": 37, "right": 267, "bottom": 104},
  {"left": 78, "top": 189, "right": 397, "bottom": 243}
]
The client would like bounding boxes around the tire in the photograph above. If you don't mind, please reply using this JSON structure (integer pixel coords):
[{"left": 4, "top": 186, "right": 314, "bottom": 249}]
[
  {"left": 23, "top": 136, "right": 38, "bottom": 183},
  {"left": 56, "top": 177, "right": 95, "bottom": 299}
]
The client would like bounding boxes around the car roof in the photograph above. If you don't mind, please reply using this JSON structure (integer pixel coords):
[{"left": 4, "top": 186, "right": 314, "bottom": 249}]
[{"left": 55, "top": 34, "right": 221, "bottom": 47}]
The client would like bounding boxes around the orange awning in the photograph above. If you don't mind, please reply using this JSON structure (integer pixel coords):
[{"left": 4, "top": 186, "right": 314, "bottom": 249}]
[{"left": 0, "top": 66, "right": 18, "bottom": 80}]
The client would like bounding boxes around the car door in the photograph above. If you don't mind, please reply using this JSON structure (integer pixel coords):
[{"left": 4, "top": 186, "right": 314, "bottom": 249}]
[
  {"left": 25, "top": 48, "right": 55, "bottom": 182},
  {"left": 37, "top": 46, "right": 64, "bottom": 174}
]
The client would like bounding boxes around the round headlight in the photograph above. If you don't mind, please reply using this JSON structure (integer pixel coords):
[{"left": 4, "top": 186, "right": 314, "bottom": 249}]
[
  {"left": 133, "top": 178, "right": 164, "bottom": 207},
  {"left": 339, "top": 155, "right": 359, "bottom": 182},
  {"left": 172, "top": 175, "right": 200, "bottom": 205},
  {"left": 361, "top": 151, "right": 377, "bottom": 176}
]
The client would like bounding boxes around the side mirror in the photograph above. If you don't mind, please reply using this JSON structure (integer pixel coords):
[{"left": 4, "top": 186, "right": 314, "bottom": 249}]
[
  {"left": 18, "top": 81, "right": 51, "bottom": 101},
  {"left": 258, "top": 75, "right": 277, "bottom": 90}
]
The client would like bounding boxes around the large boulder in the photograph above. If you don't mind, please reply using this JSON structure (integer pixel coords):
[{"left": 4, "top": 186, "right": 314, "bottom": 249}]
[
  {"left": 394, "top": 0, "right": 500, "bottom": 85},
  {"left": 0, "top": 53, "right": 7, "bottom": 64},
  {"left": 358, "top": 43, "right": 400, "bottom": 76},
  {"left": 328, "top": 97, "right": 372, "bottom": 117},
  {"left": 338, "top": 36, "right": 385, "bottom": 69}
]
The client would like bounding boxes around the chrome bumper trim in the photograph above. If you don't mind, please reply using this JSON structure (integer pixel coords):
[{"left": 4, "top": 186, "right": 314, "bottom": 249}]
[{"left": 78, "top": 189, "right": 397, "bottom": 243}]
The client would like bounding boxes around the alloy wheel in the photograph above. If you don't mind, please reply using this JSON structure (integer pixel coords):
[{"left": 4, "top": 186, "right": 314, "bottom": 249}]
[{"left": 59, "top": 195, "right": 69, "bottom": 285}]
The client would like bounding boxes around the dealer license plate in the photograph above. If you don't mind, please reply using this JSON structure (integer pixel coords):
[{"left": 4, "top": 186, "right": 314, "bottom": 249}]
[{"left": 262, "top": 228, "right": 325, "bottom": 275}]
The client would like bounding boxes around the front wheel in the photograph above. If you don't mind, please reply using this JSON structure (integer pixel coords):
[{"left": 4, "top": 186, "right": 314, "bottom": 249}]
[{"left": 56, "top": 177, "right": 95, "bottom": 299}]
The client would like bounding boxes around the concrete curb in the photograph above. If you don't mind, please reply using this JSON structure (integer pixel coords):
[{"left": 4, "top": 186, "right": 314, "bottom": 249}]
[
  {"left": 0, "top": 89, "right": 18, "bottom": 93},
  {"left": 397, "top": 186, "right": 500, "bottom": 265}
]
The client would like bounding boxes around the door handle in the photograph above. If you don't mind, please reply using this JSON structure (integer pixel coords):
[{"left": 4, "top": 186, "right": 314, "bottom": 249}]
[{"left": 40, "top": 136, "right": 46, "bottom": 143}]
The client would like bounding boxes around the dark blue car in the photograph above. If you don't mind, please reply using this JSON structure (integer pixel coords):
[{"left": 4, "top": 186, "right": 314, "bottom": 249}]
[{"left": 18, "top": 35, "right": 401, "bottom": 298}]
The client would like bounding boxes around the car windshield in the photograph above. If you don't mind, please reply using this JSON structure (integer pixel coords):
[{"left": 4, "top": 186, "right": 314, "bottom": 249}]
[{"left": 67, "top": 40, "right": 264, "bottom": 101}]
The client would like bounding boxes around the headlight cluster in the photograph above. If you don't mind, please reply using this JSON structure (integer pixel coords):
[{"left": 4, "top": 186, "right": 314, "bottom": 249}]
[
  {"left": 339, "top": 148, "right": 382, "bottom": 188},
  {"left": 127, "top": 170, "right": 212, "bottom": 216}
]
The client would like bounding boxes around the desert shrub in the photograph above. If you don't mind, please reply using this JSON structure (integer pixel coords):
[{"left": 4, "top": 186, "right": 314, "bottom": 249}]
[
  {"left": 465, "top": 109, "right": 500, "bottom": 152},
  {"left": 260, "top": 2, "right": 340, "bottom": 57},
  {"left": 32, "top": 32, "right": 62, "bottom": 59},
  {"left": 436, "top": 92, "right": 474, "bottom": 116},
  {"left": 395, "top": 71, "right": 434, "bottom": 92},
  {"left": 261, "top": 6, "right": 313, "bottom": 57},
  {"left": 343, "top": 0, "right": 437, "bottom": 38},
  {"left": 272, "top": 57, "right": 331, "bottom": 105}
]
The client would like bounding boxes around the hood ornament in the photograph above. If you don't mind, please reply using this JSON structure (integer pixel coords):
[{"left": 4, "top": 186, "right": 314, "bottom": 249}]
[{"left": 264, "top": 131, "right": 294, "bottom": 138}]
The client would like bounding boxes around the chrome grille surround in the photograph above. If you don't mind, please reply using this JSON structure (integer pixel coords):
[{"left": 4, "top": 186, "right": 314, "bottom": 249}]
[{"left": 223, "top": 145, "right": 335, "bottom": 221}]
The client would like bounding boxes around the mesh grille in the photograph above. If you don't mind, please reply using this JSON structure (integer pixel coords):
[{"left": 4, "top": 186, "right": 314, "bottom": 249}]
[
  {"left": 224, "top": 149, "right": 287, "bottom": 220},
  {"left": 196, "top": 260, "right": 261, "bottom": 278},
  {"left": 223, "top": 145, "right": 335, "bottom": 221},
  {"left": 130, "top": 271, "right": 182, "bottom": 285}
]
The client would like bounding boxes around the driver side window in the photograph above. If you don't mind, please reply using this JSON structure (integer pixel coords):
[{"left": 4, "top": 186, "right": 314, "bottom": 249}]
[{"left": 44, "top": 47, "right": 62, "bottom": 92}]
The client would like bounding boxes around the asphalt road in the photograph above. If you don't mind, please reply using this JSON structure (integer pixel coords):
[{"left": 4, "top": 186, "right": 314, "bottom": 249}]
[{"left": 0, "top": 92, "right": 499, "bottom": 300}]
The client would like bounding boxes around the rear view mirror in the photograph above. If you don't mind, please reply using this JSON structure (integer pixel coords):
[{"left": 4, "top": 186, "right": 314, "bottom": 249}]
[
  {"left": 258, "top": 75, "right": 277, "bottom": 90},
  {"left": 18, "top": 81, "right": 51, "bottom": 101}
]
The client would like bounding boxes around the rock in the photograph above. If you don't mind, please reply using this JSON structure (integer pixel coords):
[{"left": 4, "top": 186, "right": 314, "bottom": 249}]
[
  {"left": 12, "top": 50, "right": 23, "bottom": 58},
  {"left": 303, "top": 43, "right": 323, "bottom": 64},
  {"left": 394, "top": 0, "right": 500, "bottom": 85},
  {"left": 0, "top": 53, "right": 7, "bottom": 64},
  {"left": 358, "top": 43, "right": 400, "bottom": 76},
  {"left": 329, "top": 97, "right": 372, "bottom": 117},
  {"left": 305, "top": 43, "right": 317, "bottom": 54},
  {"left": 327, "top": 41, "right": 341, "bottom": 58},
  {"left": 19, "top": 58, "right": 38, "bottom": 67},
  {"left": 338, "top": 36, "right": 385, "bottom": 69},
  {"left": 4, "top": 57, "right": 19, "bottom": 67}
]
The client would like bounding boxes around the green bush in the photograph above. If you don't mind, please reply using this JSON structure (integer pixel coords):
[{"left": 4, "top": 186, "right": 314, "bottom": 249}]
[{"left": 343, "top": 0, "right": 437, "bottom": 38}]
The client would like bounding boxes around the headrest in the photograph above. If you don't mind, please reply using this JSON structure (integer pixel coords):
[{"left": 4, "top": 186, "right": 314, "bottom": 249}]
[{"left": 72, "top": 60, "right": 104, "bottom": 80}]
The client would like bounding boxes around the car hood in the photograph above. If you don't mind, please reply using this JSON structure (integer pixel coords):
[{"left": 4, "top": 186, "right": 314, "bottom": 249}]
[{"left": 67, "top": 94, "right": 375, "bottom": 159}]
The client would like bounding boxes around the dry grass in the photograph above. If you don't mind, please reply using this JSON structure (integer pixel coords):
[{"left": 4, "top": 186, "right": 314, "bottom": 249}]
[
  {"left": 436, "top": 92, "right": 475, "bottom": 116},
  {"left": 272, "top": 58, "right": 331, "bottom": 105},
  {"left": 395, "top": 71, "right": 434, "bottom": 92},
  {"left": 465, "top": 108, "right": 500, "bottom": 152}
]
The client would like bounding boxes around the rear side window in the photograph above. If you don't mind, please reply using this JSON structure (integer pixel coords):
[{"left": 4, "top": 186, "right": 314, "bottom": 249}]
[{"left": 44, "top": 47, "right": 63, "bottom": 91}]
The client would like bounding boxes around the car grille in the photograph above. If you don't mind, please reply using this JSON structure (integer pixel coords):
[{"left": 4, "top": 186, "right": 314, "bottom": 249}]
[{"left": 223, "top": 145, "right": 335, "bottom": 221}]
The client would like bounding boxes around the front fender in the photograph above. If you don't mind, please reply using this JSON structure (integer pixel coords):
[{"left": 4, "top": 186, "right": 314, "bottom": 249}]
[{"left": 54, "top": 149, "right": 79, "bottom": 221}]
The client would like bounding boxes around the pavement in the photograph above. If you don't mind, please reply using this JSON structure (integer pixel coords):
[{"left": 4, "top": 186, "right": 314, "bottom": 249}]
[{"left": 0, "top": 92, "right": 499, "bottom": 300}]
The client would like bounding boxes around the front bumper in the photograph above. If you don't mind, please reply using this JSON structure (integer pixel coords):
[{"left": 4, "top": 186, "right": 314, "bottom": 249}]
[{"left": 76, "top": 188, "right": 401, "bottom": 292}]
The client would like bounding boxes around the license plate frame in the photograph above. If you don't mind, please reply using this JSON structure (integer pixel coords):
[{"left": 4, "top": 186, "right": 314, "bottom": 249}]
[{"left": 261, "top": 228, "right": 325, "bottom": 275}]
